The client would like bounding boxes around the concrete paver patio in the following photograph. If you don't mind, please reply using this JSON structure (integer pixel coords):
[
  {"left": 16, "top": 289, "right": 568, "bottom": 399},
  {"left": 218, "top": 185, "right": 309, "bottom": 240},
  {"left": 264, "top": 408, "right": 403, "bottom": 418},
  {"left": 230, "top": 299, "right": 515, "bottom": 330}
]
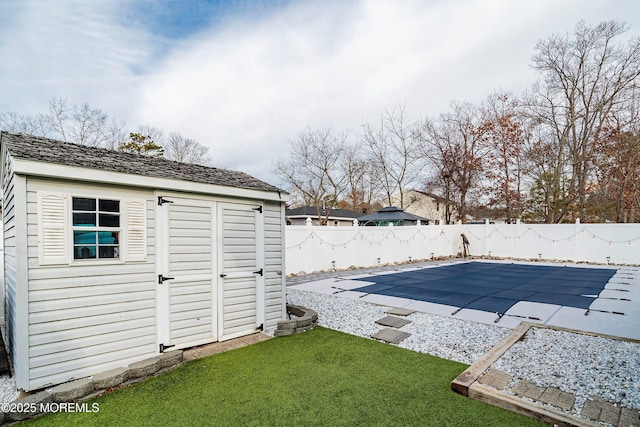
[{"left": 289, "top": 259, "right": 640, "bottom": 340}]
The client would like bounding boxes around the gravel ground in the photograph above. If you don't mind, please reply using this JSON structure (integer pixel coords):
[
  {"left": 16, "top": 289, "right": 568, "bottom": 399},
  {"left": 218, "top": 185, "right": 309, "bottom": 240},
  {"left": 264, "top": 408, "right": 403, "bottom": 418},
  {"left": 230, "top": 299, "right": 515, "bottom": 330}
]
[
  {"left": 0, "top": 374, "right": 18, "bottom": 405},
  {"left": 286, "top": 288, "right": 510, "bottom": 365},
  {"left": 492, "top": 327, "right": 640, "bottom": 415},
  {"left": 285, "top": 287, "right": 640, "bottom": 420}
]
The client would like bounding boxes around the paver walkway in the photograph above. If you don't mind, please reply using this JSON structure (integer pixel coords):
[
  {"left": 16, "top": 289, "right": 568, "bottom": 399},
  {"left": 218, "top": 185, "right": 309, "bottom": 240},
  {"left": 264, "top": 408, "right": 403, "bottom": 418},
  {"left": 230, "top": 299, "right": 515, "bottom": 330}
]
[
  {"left": 183, "top": 333, "right": 270, "bottom": 361},
  {"left": 478, "top": 368, "right": 640, "bottom": 426}
]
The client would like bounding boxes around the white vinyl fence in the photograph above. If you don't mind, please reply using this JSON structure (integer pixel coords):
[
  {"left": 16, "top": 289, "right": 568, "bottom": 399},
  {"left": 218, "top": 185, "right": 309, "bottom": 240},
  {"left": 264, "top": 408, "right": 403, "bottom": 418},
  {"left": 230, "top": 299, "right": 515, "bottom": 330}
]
[{"left": 285, "top": 222, "right": 640, "bottom": 274}]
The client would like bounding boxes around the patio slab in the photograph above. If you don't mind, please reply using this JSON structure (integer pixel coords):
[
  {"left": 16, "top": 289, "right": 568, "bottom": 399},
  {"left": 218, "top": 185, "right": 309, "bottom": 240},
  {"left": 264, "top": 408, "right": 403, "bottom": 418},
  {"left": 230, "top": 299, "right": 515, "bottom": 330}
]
[
  {"left": 402, "top": 300, "right": 460, "bottom": 317},
  {"left": 289, "top": 261, "right": 640, "bottom": 341},
  {"left": 289, "top": 278, "right": 346, "bottom": 294},
  {"left": 334, "top": 290, "right": 370, "bottom": 300},
  {"left": 371, "top": 328, "right": 411, "bottom": 344},
  {"left": 359, "top": 293, "right": 416, "bottom": 308},
  {"left": 385, "top": 308, "right": 415, "bottom": 316},
  {"left": 503, "top": 301, "right": 563, "bottom": 324},
  {"left": 375, "top": 316, "right": 411, "bottom": 328},
  {"left": 451, "top": 308, "right": 522, "bottom": 329}
]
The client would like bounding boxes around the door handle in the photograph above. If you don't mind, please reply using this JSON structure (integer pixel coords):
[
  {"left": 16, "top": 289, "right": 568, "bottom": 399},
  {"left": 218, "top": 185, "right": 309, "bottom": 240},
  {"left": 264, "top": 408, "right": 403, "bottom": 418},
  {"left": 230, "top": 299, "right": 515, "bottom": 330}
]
[
  {"left": 253, "top": 268, "right": 263, "bottom": 276},
  {"left": 158, "top": 274, "right": 175, "bottom": 284},
  {"left": 220, "top": 273, "right": 227, "bottom": 278}
]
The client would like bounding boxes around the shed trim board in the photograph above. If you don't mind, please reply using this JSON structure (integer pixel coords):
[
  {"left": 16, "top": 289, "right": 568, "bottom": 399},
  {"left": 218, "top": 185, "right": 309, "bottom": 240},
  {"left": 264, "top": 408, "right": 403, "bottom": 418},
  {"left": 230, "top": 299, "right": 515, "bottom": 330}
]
[
  {"left": 12, "top": 174, "right": 29, "bottom": 390},
  {"left": 1, "top": 134, "right": 287, "bottom": 391},
  {"left": 11, "top": 158, "right": 284, "bottom": 203}
]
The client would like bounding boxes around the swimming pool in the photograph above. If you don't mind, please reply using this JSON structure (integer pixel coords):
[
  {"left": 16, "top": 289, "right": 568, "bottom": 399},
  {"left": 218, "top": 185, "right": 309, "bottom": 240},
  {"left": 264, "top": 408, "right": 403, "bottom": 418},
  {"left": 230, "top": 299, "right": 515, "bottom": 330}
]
[{"left": 351, "top": 262, "right": 617, "bottom": 315}]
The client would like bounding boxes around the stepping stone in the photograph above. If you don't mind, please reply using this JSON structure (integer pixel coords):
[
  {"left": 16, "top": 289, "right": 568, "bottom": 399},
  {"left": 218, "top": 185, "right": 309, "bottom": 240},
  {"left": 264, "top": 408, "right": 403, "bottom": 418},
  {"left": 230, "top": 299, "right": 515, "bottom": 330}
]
[
  {"left": 513, "top": 380, "right": 546, "bottom": 400},
  {"left": 375, "top": 316, "right": 411, "bottom": 328},
  {"left": 581, "top": 397, "right": 623, "bottom": 425},
  {"left": 371, "top": 328, "right": 411, "bottom": 344},
  {"left": 538, "top": 387, "right": 576, "bottom": 411},
  {"left": 478, "top": 369, "right": 512, "bottom": 390},
  {"left": 620, "top": 407, "right": 640, "bottom": 427},
  {"left": 385, "top": 308, "right": 415, "bottom": 316}
]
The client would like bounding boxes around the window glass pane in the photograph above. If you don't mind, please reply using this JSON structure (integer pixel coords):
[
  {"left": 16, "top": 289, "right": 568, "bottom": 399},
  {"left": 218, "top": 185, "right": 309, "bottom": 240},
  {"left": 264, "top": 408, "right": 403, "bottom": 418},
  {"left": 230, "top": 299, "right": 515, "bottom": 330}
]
[
  {"left": 98, "top": 231, "right": 119, "bottom": 244},
  {"left": 72, "top": 198, "right": 96, "bottom": 211},
  {"left": 74, "top": 245, "right": 96, "bottom": 259},
  {"left": 98, "top": 246, "right": 119, "bottom": 258},
  {"left": 73, "top": 213, "right": 96, "bottom": 226},
  {"left": 74, "top": 230, "right": 96, "bottom": 245},
  {"left": 99, "top": 213, "right": 120, "bottom": 227},
  {"left": 99, "top": 199, "right": 120, "bottom": 213},
  {"left": 72, "top": 197, "right": 120, "bottom": 261}
]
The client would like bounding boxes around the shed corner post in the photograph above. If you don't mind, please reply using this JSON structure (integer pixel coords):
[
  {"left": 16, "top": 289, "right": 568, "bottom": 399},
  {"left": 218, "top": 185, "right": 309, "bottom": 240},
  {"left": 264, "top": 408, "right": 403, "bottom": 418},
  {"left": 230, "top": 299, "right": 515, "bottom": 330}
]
[
  {"left": 281, "top": 202, "right": 287, "bottom": 321},
  {"left": 14, "top": 174, "right": 30, "bottom": 390}
]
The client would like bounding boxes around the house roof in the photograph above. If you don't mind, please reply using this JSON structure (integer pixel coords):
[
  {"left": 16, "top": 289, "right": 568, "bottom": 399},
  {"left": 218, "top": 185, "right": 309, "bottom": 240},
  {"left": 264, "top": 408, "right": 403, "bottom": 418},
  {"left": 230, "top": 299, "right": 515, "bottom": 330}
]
[
  {"left": 406, "top": 189, "right": 446, "bottom": 202},
  {"left": 357, "top": 206, "right": 429, "bottom": 224},
  {"left": 1, "top": 132, "right": 282, "bottom": 194},
  {"left": 286, "top": 206, "right": 361, "bottom": 219}
]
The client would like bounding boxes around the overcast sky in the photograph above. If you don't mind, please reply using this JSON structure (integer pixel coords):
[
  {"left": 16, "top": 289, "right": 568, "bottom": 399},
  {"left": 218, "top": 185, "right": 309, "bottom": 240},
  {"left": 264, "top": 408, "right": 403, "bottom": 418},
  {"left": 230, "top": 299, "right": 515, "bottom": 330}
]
[{"left": 1, "top": 0, "right": 639, "bottom": 186}]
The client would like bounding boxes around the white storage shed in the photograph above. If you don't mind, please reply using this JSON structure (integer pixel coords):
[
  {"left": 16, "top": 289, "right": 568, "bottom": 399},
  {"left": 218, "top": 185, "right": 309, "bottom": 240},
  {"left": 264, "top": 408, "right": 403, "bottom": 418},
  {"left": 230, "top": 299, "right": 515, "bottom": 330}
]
[{"left": 0, "top": 131, "right": 287, "bottom": 391}]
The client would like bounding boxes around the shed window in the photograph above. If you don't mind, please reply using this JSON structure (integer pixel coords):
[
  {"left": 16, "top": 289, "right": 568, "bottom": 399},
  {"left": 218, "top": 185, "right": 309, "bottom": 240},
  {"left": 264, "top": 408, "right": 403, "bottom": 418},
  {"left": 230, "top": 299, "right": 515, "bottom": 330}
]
[{"left": 72, "top": 197, "right": 120, "bottom": 259}]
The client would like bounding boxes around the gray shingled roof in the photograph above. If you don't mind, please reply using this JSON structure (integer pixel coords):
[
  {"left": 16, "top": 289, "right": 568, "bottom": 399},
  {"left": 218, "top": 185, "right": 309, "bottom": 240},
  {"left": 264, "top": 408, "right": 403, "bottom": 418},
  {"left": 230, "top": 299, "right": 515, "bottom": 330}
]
[
  {"left": 1, "top": 132, "right": 282, "bottom": 194},
  {"left": 357, "top": 206, "right": 429, "bottom": 225}
]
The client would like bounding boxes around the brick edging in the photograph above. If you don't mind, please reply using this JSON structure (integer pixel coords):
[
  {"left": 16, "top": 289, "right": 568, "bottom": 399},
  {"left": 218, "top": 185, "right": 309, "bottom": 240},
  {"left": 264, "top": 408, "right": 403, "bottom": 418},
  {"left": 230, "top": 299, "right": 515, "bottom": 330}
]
[
  {"left": 274, "top": 305, "right": 318, "bottom": 336},
  {"left": 1, "top": 350, "right": 183, "bottom": 423}
]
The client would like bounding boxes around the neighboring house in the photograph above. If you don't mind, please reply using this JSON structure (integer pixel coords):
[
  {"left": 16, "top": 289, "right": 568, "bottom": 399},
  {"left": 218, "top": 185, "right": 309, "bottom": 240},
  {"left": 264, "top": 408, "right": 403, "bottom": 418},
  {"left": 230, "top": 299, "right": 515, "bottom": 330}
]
[
  {"left": 0, "top": 132, "right": 287, "bottom": 391},
  {"left": 286, "top": 206, "right": 361, "bottom": 226},
  {"left": 356, "top": 206, "right": 429, "bottom": 226},
  {"left": 392, "top": 190, "right": 450, "bottom": 224}
]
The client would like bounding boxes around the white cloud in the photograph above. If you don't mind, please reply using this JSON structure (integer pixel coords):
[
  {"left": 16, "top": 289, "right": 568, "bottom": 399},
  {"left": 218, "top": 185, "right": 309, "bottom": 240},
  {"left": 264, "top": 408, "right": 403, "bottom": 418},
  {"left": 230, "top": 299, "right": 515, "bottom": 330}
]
[
  {"left": 1, "top": 0, "right": 639, "bottom": 186},
  {"left": 0, "top": 0, "right": 153, "bottom": 117},
  {"left": 134, "top": 0, "right": 563, "bottom": 182}
]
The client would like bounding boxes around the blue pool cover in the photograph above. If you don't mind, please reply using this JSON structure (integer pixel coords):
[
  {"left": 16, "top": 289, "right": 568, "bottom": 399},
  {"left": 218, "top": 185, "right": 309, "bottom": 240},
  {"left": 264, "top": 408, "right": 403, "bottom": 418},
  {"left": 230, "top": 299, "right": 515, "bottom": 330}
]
[{"left": 352, "top": 262, "right": 617, "bottom": 314}]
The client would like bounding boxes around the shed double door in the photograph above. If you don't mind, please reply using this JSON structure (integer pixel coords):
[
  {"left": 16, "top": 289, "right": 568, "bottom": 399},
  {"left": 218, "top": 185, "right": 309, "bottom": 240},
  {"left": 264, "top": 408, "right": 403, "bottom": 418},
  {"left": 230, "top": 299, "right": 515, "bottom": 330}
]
[
  {"left": 218, "top": 202, "right": 265, "bottom": 339},
  {"left": 156, "top": 197, "right": 264, "bottom": 351}
]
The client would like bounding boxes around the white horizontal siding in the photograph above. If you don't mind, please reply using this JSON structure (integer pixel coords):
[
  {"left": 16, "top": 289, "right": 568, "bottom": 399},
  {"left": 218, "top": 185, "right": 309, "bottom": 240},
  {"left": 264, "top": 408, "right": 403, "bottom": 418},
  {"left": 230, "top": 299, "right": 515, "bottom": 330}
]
[
  {"left": 220, "top": 203, "right": 259, "bottom": 337},
  {"left": 29, "top": 316, "right": 156, "bottom": 346},
  {"left": 263, "top": 202, "right": 285, "bottom": 328},
  {"left": 25, "top": 181, "right": 157, "bottom": 390},
  {"left": 2, "top": 161, "right": 18, "bottom": 367},
  {"left": 166, "top": 200, "right": 215, "bottom": 348},
  {"left": 11, "top": 177, "right": 286, "bottom": 390},
  {"left": 29, "top": 308, "right": 155, "bottom": 336},
  {"left": 30, "top": 344, "right": 156, "bottom": 388}
]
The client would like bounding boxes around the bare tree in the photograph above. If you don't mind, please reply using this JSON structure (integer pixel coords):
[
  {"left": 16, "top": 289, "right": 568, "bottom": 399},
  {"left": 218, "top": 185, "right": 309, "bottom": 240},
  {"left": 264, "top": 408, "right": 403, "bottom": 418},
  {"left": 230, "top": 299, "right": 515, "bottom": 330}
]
[
  {"left": 340, "top": 143, "right": 382, "bottom": 213},
  {"left": 522, "top": 119, "right": 572, "bottom": 223},
  {"left": 1, "top": 97, "right": 123, "bottom": 148},
  {"left": 272, "top": 128, "right": 348, "bottom": 224},
  {"left": 527, "top": 20, "right": 640, "bottom": 222},
  {"left": 592, "top": 90, "right": 640, "bottom": 222},
  {"left": 164, "top": 132, "right": 211, "bottom": 165},
  {"left": 136, "top": 125, "right": 164, "bottom": 145},
  {"left": 420, "top": 101, "right": 487, "bottom": 223},
  {"left": 479, "top": 92, "right": 528, "bottom": 223},
  {"left": 359, "top": 105, "right": 423, "bottom": 208},
  {"left": 0, "top": 111, "right": 48, "bottom": 135}
]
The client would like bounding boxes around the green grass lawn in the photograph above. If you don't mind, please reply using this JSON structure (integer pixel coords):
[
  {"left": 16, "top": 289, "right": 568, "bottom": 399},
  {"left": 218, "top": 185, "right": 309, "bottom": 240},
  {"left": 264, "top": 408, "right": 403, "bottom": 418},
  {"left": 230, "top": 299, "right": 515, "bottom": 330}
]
[{"left": 25, "top": 327, "right": 543, "bottom": 426}]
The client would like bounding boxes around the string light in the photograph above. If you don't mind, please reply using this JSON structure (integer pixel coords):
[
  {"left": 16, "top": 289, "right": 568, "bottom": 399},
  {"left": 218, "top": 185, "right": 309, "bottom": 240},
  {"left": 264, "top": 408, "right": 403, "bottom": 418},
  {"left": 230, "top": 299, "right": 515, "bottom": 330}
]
[{"left": 285, "top": 225, "right": 640, "bottom": 250}]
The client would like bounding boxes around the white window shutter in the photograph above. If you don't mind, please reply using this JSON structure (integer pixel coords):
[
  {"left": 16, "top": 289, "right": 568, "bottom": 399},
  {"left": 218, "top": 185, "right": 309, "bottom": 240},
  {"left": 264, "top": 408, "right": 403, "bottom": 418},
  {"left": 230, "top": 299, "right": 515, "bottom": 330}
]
[
  {"left": 37, "top": 191, "right": 69, "bottom": 265},
  {"left": 124, "top": 199, "right": 147, "bottom": 262}
]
